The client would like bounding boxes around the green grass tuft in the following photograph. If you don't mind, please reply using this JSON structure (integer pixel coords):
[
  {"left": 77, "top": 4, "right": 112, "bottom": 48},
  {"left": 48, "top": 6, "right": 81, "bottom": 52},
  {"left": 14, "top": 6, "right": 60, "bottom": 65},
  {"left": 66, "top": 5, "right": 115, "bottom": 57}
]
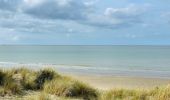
[
  {"left": 35, "top": 68, "right": 60, "bottom": 90},
  {"left": 44, "top": 76, "right": 98, "bottom": 100},
  {"left": 0, "top": 70, "right": 6, "bottom": 86}
]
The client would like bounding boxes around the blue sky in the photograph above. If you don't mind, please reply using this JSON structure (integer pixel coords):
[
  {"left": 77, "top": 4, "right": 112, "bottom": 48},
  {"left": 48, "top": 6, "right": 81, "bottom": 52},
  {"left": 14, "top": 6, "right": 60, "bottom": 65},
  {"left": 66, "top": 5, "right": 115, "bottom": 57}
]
[{"left": 0, "top": 0, "right": 170, "bottom": 45}]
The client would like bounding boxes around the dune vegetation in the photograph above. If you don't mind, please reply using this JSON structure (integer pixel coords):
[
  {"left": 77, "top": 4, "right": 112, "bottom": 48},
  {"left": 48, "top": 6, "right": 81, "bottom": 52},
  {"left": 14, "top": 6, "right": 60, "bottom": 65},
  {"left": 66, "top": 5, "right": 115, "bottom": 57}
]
[{"left": 0, "top": 67, "right": 169, "bottom": 100}]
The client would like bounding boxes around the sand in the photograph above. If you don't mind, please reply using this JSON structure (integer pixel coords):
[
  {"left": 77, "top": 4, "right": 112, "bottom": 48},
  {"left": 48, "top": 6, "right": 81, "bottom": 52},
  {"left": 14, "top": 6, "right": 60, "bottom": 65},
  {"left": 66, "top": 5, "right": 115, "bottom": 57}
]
[{"left": 69, "top": 74, "right": 170, "bottom": 90}]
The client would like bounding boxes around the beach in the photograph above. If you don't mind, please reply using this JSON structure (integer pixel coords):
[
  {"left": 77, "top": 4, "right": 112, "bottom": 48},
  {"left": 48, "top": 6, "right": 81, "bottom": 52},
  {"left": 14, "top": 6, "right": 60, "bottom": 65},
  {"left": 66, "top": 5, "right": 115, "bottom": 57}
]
[
  {"left": 1, "top": 64, "right": 170, "bottom": 90},
  {"left": 0, "top": 45, "right": 170, "bottom": 99},
  {"left": 1, "top": 65, "right": 170, "bottom": 90},
  {"left": 0, "top": 67, "right": 170, "bottom": 100},
  {"left": 71, "top": 75, "right": 170, "bottom": 90},
  {"left": 1, "top": 0, "right": 170, "bottom": 98}
]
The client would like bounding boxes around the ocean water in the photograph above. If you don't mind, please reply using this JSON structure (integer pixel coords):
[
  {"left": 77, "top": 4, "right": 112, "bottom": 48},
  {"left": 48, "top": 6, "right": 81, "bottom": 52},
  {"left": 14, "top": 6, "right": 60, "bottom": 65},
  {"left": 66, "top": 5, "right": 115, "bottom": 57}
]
[{"left": 0, "top": 45, "right": 170, "bottom": 78}]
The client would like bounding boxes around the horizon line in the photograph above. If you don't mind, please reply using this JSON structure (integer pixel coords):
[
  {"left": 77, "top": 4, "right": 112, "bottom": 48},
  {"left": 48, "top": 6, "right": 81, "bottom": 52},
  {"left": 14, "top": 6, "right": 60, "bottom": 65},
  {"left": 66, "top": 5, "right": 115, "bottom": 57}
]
[{"left": 0, "top": 44, "right": 170, "bottom": 46}]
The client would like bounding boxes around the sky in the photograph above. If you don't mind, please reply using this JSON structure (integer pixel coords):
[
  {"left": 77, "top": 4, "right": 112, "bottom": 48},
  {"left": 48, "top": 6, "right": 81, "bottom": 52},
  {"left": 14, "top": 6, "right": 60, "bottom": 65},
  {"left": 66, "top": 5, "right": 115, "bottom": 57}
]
[{"left": 0, "top": 0, "right": 170, "bottom": 45}]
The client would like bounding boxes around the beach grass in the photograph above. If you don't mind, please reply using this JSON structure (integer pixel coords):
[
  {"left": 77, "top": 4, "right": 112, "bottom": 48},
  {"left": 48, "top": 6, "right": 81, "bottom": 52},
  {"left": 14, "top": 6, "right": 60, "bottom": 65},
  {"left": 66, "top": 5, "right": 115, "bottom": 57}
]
[
  {"left": 44, "top": 76, "right": 98, "bottom": 100},
  {"left": 99, "top": 85, "right": 170, "bottom": 100},
  {"left": 26, "top": 92, "right": 51, "bottom": 100},
  {"left": 0, "top": 67, "right": 169, "bottom": 100},
  {"left": 35, "top": 68, "right": 60, "bottom": 90}
]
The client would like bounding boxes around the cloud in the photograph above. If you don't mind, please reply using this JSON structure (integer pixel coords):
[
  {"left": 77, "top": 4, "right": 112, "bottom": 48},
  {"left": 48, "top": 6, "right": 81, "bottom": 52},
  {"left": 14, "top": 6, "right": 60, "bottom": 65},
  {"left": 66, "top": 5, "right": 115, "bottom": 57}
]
[
  {"left": 84, "top": 0, "right": 99, "bottom": 6},
  {"left": 104, "top": 4, "right": 147, "bottom": 19},
  {"left": 0, "top": 0, "right": 21, "bottom": 11},
  {"left": 84, "top": 14, "right": 125, "bottom": 29},
  {"left": 0, "top": 27, "right": 21, "bottom": 42},
  {"left": 0, "top": 0, "right": 149, "bottom": 32},
  {"left": 0, "top": 0, "right": 93, "bottom": 20},
  {"left": 161, "top": 12, "right": 170, "bottom": 23},
  {"left": 22, "top": 0, "right": 92, "bottom": 20},
  {"left": 84, "top": 4, "right": 149, "bottom": 29},
  {"left": 22, "top": 1, "right": 148, "bottom": 29}
]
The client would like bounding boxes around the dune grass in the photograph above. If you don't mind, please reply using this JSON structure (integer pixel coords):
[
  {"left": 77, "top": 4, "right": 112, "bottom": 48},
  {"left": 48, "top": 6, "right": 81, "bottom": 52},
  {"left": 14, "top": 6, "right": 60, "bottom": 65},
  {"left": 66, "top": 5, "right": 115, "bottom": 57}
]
[
  {"left": 99, "top": 85, "right": 170, "bottom": 100},
  {"left": 0, "top": 67, "right": 169, "bottom": 100},
  {"left": 26, "top": 92, "right": 51, "bottom": 100},
  {"left": 35, "top": 68, "right": 60, "bottom": 90},
  {"left": 0, "top": 68, "right": 99, "bottom": 99},
  {"left": 44, "top": 76, "right": 98, "bottom": 100},
  {"left": 99, "top": 88, "right": 149, "bottom": 100},
  {"left": 0, "top": 69, "right": 22, "bottom": 96}
]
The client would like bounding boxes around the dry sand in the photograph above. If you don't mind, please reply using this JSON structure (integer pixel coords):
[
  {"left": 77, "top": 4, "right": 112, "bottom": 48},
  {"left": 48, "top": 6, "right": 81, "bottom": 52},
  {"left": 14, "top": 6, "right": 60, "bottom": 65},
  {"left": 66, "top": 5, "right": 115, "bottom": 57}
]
[{"left": 69, "top": 74, "right": 170, "bottom": 90}]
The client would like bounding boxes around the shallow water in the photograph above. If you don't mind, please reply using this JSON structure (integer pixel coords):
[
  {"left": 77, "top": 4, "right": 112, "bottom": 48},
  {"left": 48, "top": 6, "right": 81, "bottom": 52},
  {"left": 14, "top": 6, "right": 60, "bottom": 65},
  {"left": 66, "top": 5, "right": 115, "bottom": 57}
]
[{"left": 0, "top": 45, "right": 170, "bottom": 78}]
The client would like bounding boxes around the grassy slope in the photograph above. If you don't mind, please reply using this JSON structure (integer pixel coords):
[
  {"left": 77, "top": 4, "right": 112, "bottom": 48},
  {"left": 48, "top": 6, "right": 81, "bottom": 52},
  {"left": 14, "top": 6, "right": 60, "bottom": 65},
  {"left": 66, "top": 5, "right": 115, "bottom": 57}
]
[{"left": 0, "top": 67, "right": 169, "bottom": 100}]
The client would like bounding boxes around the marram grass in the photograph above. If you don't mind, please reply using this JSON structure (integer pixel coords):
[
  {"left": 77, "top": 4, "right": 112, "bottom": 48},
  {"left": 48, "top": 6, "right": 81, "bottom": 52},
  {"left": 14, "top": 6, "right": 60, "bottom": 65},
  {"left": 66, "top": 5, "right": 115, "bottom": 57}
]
[
  {"left": 99, "top": 85, "right": 170, "bottom": 100},
  {"left": 43, "top": 76, "right": 98, "bottom": 100},
  {"left": 0, "top": 67, "right": 170, "bottom": 100}
]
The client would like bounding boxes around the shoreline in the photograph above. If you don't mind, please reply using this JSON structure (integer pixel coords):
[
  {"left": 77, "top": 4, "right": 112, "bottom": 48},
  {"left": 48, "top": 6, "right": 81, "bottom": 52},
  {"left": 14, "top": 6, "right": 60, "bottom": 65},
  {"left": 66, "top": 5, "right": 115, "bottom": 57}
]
[
  {"left": 1, "top": 64, "right": 170, "bottom": 90},
  {"left": 1, "top": 62, "right": 170, "bottom": 79}
]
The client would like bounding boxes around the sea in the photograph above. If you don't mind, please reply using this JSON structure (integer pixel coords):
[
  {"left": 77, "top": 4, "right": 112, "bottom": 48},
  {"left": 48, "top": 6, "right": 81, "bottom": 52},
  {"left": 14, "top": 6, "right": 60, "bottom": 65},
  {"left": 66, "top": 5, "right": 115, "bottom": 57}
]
[{"left": 0, "top": 45, "right": 170, "bottom": 78}]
